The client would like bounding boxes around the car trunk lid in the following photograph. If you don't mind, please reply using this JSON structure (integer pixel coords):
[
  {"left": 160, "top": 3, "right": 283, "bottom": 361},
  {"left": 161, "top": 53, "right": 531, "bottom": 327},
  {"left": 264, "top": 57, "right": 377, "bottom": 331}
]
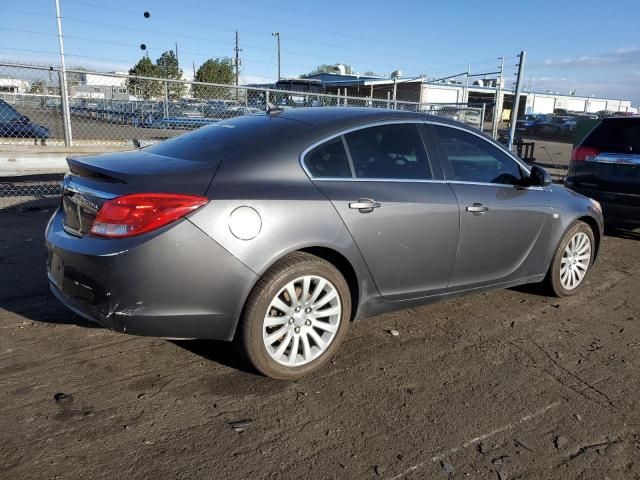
[{"left": 61, "top": 149, "right": 220, "bottom": 236}]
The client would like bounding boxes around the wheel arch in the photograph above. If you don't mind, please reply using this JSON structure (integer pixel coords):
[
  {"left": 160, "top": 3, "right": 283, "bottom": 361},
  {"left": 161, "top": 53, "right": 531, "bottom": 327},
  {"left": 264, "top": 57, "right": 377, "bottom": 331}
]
[
  {"left": 297, "top": 246, "right": 360, "bottom": 322},
  {"left": 232, "top": 245, "right": 364, "bottom": 341},
  {"left": 576, "top": 215, "right": 601, "bottom": 260}
]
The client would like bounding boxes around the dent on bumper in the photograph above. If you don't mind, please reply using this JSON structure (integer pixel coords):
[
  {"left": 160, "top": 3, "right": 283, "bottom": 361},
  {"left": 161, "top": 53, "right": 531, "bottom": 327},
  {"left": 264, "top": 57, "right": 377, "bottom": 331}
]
[{"left": 46, "top": 209, "right": 257, "bottom": 340}]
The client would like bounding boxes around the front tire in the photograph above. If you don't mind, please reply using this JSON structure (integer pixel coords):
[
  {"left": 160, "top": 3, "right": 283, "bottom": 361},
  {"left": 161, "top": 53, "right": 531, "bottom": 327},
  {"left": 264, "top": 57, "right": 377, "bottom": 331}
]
[
  {"left": 238, "top": 252, "right": 351, "bottom": 379},
  {"left": 545, "top": 221, "right": 595, "bottom": 297}
]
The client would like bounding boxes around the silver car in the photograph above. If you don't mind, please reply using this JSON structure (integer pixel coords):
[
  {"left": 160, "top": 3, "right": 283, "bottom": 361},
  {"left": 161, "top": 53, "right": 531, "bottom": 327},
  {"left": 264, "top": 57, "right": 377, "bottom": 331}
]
[{"left": 46, "top": 108, "right": 604, "bottom": 378}]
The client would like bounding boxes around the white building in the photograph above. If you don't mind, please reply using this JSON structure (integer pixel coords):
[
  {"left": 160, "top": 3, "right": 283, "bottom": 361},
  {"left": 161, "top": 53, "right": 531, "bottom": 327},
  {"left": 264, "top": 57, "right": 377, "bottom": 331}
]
[
  {"left": 69, "top": 72, "right": 134, "bottom": 100},
  {"left": 316, "top": 73, "right": 636, "bottom": 115},
  {"left": 0, "top": 76, "right": 30, "bottom": 94}
]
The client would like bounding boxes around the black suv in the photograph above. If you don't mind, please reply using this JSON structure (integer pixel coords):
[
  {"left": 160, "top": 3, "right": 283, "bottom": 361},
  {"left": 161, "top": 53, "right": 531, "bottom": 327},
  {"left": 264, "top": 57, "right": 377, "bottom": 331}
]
[{"left": 565, "top": 117, "right": 639, "bottom": 226}]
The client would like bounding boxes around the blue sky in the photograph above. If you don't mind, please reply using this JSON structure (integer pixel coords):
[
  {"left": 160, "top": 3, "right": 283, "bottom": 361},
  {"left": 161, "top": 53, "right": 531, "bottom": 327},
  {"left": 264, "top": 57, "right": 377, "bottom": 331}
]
[{"left": 2, "top": 0, "right": 639, "bottom": 104}]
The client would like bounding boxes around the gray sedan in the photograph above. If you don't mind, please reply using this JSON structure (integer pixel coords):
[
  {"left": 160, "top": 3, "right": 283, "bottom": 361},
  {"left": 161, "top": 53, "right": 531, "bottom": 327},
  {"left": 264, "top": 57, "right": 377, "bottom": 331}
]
[{"left": 46, "top": 108, "right": 604, "bottom": 378}]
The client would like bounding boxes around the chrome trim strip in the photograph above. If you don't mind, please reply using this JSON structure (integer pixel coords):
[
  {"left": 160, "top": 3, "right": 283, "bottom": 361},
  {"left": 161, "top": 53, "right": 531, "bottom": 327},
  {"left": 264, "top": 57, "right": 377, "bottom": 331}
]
[
  {"left": 299, "top": 119, "right": 434, "bottom": 181},
  {"left": 299, "top": 118, "right": 533, "bottom": 183},
  {"left": 447, "top": 180, "right": 544, "bottom": 190},
  {"left": 309, "top": 177, "right": 448, "bottom": 184},
  {"left": 64, "top": 182, "right": 119, "bottom": 199},
  {"left": 594, "top": 153, "right": 640, "bottom": 166}
]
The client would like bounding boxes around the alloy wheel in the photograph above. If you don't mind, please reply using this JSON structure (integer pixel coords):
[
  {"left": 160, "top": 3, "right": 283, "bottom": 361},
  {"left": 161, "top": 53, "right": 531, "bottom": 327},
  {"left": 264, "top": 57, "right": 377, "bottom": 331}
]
[
  {"left": 560, "top": 232, "right": 591, "bottom": 290},
  {"left": 262, "top": 275, "right": 342, "bottom": 367}
]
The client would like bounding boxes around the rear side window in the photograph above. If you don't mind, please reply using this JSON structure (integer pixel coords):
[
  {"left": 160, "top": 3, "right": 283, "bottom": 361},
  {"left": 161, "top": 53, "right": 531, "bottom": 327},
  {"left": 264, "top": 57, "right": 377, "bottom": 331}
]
[
  {"left": 583, "top": 119, "right": 640, "bottom": 152},
  {"left": 434, "top": 125, "right": 526, "bottom": 185},
  {"left": 304, "top": 137, "right": 352, "bottom": 178},
  {"left": 344, "top": 124, "right": 432, "bottom": 179}
]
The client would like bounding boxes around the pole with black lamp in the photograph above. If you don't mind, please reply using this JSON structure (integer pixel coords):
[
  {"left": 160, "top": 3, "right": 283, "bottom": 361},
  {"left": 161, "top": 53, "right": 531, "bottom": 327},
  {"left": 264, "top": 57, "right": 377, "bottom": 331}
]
[{"left": 271, "top": 32, "right": 281, "bottom": 81}]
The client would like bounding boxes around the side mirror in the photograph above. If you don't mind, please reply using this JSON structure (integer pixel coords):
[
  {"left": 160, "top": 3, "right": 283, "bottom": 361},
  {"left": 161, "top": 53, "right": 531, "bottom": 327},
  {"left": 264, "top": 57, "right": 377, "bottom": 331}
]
[{"left": 529, "top": 165, "right": 552, "bottom": 187}]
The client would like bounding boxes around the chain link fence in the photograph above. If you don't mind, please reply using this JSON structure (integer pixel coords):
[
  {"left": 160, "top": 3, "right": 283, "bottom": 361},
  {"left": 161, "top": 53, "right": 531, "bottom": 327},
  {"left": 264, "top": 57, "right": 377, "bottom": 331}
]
[
  {"left": 0, "top": 62, "right": 485, "bottom": 209},
  {"left": 0, "top": 178, "right": 61, "bottom": 209},
  {"left": 1, "top": 62, "right": 484, "bottom": 147}
]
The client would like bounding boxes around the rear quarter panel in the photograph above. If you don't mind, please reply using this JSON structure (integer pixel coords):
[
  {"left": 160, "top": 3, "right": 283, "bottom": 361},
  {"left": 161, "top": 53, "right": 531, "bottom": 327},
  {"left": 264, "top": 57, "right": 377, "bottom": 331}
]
[{"left": 188, "top": 145, "right": 380, "bottom": 319}]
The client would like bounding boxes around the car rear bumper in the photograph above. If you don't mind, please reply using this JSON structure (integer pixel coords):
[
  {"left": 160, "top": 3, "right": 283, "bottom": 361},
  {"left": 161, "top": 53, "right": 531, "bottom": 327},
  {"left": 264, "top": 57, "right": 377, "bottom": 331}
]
[
  {"left": 45, "top": 208, "right": 257, "bottom": 340},
  {"left": 566, "top": 185, "right": 640, "bottom": 225}
]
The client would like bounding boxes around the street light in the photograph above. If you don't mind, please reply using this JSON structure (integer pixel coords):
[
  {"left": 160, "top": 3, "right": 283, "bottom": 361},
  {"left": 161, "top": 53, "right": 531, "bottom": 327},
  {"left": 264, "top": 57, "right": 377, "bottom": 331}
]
[{"left": 271, "top": 32, "right": 281, "bottom": 81}]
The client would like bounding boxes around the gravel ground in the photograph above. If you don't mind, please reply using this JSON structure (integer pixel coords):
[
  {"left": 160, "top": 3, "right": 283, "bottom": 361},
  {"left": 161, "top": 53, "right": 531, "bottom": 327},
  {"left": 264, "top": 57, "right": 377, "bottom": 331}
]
[{"left": 1, "top": 203, "right": 639, "bottom": 480}]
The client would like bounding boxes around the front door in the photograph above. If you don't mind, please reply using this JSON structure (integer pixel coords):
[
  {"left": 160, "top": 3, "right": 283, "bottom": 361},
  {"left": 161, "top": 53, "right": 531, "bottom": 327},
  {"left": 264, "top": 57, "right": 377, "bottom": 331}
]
[{"left": 430, "top": 124, "right": 553, "bottom": 289}]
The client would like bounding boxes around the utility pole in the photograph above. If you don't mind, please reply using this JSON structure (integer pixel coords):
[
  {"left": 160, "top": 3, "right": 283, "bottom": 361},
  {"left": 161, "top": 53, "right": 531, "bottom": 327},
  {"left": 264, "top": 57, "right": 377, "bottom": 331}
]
[
  {"left": 54, "top": 0, "right": 72, "bottom": 146},
  {"left": 507, "top": 50, "right": 526, "bottom": 151},
  {"left": 271, "top": 32, "right": 281, "bottom": 81},
  {"left": 175, "top": 42, "right": 179, "bottom": 67},
  {"left": 464, "top": 63, "right": 470, "bottom": 104},
  {"left": 491, "top": 56, "right": 504, "bottom": 140},
  {"left": 392, "top": 76, "right": 397, "bottom": 109},
  {"left": 234, "top": 30, "right": 240, "bottom": 87}
]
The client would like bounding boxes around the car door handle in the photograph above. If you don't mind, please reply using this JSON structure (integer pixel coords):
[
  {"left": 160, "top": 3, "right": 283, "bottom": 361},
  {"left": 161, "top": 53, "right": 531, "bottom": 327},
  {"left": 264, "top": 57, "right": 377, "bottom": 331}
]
[
  {"left": 349, "top": 199, "right": 381, "bottom": 212},
  {"left": 466, "top": 203, "right": 489, "bottom": 215}
]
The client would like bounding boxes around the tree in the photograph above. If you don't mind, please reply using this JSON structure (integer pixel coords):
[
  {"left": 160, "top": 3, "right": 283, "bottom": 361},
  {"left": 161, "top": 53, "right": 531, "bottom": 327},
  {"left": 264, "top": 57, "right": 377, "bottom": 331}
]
[
  {"left": 156, "top": 50, "right": 186, "bottom": 100},
  {"left": 29, "top": 80, "right": 46, "bottom": 94},
  {"left": 192, "top": 58, "right": 234, "bottom": 99},
  {"left": 126, "top": 56, "right": 161, "bottom": 100},
  {"left": 302, "top": 64, "right": 353, "bottom": 77}
]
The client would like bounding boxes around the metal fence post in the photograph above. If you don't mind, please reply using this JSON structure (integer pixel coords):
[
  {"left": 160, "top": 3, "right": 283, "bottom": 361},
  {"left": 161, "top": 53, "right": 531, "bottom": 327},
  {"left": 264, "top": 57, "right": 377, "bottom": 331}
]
[
  {"left": 492, "top": 57, "right": 504, "bottom": 140},
  {"left": 480, "top": 103, "right": 486, "bottom": 132},
  {"left": 58, "top": 70, "right": 72, "bottom": 147},
  {"left": 507, "top": 51, "right": 526, "bottom": 150},
  {"left": 392, "top": 77, "right": 397, "bottom": 110},
  {"left": 163, "top": 81, "right": 169, "bottom": 117},
  {"left": 55, "top": 0, "right": 72, "bottom": 146}
]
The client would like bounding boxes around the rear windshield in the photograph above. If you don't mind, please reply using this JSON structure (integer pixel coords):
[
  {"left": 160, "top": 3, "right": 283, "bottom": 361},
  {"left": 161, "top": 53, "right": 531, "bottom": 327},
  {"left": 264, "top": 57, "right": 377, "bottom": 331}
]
[
  {"left": 145, "top": 114, "right": 304, "bottom": 161},
  {"left": 583, "top": 118, "right": 640, "bottom": 152},
  {"left": 0, "top": 100, "right": 21, "bottom": 121}
]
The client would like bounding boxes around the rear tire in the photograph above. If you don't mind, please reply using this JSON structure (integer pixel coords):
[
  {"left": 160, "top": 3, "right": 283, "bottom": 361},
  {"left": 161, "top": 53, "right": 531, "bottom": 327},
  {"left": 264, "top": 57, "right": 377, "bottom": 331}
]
[
  {"left": 545, "top": 221, "right": 595, "bottom": 297},
  {"left": 238, "top": 252, "right": 351, "bottom": 379}
]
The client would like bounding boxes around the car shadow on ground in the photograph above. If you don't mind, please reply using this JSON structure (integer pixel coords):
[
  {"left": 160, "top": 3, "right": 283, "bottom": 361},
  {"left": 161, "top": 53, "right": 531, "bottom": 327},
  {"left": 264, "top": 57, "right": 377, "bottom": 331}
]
[
  {"left": 172, "top": 340, "right": 260, "bottom": 376},
  {"left": 605, "top": 224, "right": 640, "bottom": 241}
]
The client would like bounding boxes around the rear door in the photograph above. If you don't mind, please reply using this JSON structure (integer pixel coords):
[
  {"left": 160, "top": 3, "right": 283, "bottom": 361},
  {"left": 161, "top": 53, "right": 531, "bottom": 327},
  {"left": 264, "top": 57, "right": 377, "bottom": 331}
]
[
  {"left": 430, "top": 123, "right": 553, "bottom": 289},
  {"left": 304, "top": 122, "right": 460, "bottom": 300}
]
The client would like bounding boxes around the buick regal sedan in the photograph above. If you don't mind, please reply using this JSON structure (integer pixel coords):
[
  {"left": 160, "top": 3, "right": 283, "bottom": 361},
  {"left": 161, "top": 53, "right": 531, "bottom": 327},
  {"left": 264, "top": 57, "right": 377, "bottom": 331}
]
[{"left": 46, "top": 108, "right": 603, "bottom": 379}]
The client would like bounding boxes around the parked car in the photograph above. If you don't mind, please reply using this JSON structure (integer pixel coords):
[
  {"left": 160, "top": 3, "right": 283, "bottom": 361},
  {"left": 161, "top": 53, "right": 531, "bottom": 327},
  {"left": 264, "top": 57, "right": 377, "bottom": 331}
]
[
  {"left": 534, "top": 115, "right": 575, "bottom": 136},
  {"left": 515, "top": 114, "right": 548, "bottom": 134},
  {"left": 565, "top": 117, "right": 640, "bottom": 226},
  {"left": 0, "top": 99, "right": 49, "bottom": 138},
  {"left": 596, "top": 110, "right": 615, "bottom": 118},
  {"left": 46, "top": 108, "right": 603, "bottom": 379},
  {"left": 561, "top": 116, "right": 577, "bottom": 132}
]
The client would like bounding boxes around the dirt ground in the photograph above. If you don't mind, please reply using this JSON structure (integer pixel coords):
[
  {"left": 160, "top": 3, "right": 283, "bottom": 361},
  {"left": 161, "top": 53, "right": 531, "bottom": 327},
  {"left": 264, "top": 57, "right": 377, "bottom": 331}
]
[{"left": 1, "top": 202, "right": 639, "bottom": 480}]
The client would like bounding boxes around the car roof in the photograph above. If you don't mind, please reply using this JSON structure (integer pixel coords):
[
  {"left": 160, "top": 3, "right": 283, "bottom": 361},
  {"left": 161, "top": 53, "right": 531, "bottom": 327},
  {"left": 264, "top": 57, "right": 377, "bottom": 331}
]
[{"left": 271, "top": 106, "right": 460, "bottom": 129}]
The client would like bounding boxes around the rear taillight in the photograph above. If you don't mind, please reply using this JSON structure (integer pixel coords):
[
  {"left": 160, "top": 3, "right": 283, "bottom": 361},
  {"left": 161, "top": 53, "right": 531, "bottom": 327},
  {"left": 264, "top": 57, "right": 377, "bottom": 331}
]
[
  {"left": 90, "top": 193, "right": 208, "bottom": 238},
  {"left": 571, "top": 146, "right": 600, "bottom": 162}
]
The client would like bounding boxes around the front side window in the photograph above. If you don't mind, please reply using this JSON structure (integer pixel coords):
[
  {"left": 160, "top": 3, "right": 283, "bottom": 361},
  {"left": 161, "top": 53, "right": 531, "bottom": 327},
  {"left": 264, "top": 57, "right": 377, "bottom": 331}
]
[
  {"left": 434, "top": 125, "right": 526, "bottom": 185},
  {"left": 304, "top": 137, "right": 352, "bottom": 178},
  {"left": 344, "top": 124, "right": 432, "bottom": 180}
]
